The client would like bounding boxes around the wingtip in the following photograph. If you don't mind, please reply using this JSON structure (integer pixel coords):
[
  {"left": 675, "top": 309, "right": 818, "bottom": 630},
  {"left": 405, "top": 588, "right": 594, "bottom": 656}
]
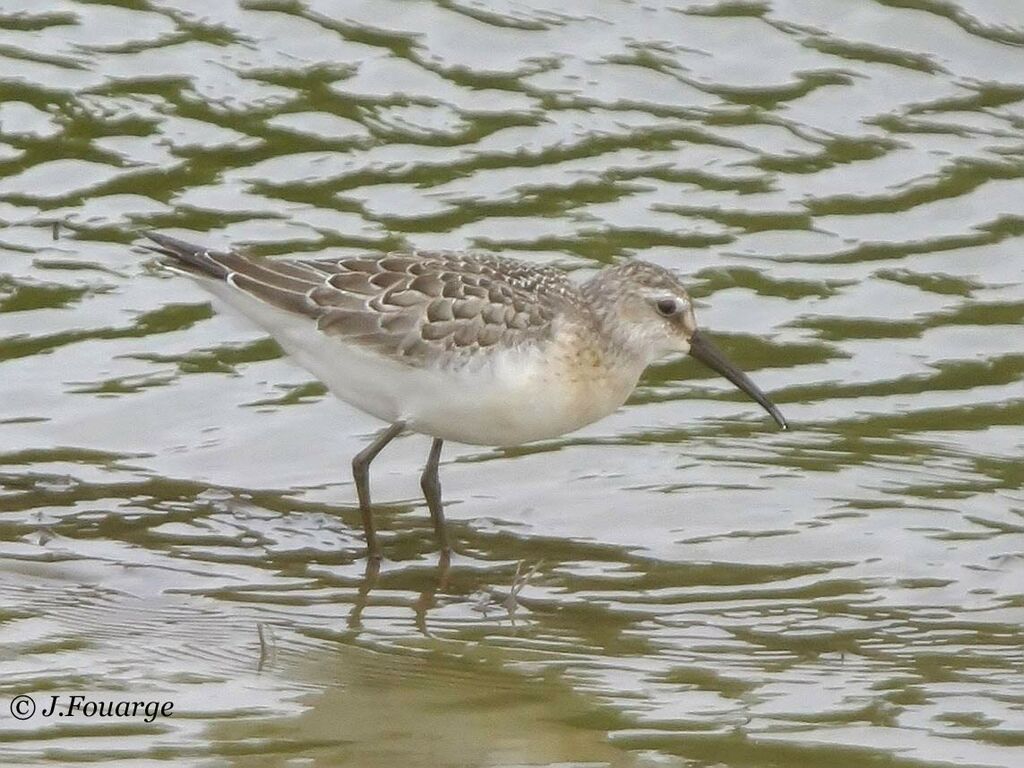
[
  {"left": 138, "top": 229, "right": 169, "bottom": 245},
  {"left": 140, "top": 230, "right": 192, "bottom": 251},
  {"left": 137, "top": 230, "right": 228, "bottom": 279},
  {"left": 139, "top": 229, "right": 175, "bottom": 253}
]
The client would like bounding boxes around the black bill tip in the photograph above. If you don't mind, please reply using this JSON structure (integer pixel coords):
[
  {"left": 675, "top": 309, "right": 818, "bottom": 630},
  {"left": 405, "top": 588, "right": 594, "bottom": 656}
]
[{"left": 688, "top": 330, "right": 788, "bottom": 430}]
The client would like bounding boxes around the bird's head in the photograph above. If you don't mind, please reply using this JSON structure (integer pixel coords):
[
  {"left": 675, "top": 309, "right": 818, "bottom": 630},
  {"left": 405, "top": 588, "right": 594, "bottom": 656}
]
[{"left": 585, "top": 260, "right": 787, "bottom": 429}]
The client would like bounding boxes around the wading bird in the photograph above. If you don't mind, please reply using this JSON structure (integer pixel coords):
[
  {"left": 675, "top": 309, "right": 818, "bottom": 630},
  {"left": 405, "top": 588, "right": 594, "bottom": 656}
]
[{"left": 144, "top": 232, "right": 786, "bottom": 561}]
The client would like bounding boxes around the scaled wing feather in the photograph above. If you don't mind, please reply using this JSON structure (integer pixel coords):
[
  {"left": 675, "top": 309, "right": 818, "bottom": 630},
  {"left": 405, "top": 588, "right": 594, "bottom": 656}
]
[{"left": 145, "top": 233, "right": 573, "bottom": 368}]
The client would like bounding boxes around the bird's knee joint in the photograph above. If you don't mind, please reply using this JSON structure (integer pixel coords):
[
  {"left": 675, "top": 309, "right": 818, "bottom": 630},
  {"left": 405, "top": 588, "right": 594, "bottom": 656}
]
[{"left": 420, "top": 471, "right": 440, "bottom": 492}]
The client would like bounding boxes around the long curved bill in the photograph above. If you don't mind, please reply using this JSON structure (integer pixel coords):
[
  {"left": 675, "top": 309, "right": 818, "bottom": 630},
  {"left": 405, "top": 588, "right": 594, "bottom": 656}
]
[{"left": 688, "top": 330, "right": 788, "bottom": 430}]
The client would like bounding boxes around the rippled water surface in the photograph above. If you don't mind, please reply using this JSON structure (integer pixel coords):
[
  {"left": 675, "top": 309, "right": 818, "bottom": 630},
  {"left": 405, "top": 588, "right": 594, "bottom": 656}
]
[{"left": 2, "top": 1, "right": 1023, "bottom": 765}]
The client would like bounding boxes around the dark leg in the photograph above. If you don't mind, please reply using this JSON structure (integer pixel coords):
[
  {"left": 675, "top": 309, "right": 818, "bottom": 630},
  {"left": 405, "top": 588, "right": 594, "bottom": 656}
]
[
  {"left": 420, "top": 438, "right": 450, "bottom": 556},
  {"left": 352, "top": 421, "right": 404, "bottom": 560}
]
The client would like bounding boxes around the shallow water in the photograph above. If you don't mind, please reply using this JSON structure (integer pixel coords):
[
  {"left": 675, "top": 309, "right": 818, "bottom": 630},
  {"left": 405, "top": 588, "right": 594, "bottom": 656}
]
[{"left": 1, "top": 1, "right": 1023, "bottom": 766}]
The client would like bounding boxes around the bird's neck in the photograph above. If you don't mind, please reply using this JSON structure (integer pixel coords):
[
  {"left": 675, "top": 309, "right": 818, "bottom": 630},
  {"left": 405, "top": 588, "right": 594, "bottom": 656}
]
[{"left": 581, "top": 272, "right": 657, "bottom": 373}]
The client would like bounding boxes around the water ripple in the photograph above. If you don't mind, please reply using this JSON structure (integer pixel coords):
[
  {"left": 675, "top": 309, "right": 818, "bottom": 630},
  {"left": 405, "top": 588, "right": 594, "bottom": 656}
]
[{"left": 1, "top": 0, "right": 1022, "bottom": 765}]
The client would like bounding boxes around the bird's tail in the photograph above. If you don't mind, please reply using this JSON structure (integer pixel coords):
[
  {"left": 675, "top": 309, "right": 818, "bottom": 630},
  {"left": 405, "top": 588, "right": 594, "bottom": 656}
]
[{"left": 141, "top": 231, "right": 230, "bottom": 280}]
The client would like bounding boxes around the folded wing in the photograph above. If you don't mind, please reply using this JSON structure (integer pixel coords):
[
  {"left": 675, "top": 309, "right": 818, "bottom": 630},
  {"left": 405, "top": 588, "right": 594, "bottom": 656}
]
[{"left": 144, "top": 231, "right": 570, "bottom": 367}]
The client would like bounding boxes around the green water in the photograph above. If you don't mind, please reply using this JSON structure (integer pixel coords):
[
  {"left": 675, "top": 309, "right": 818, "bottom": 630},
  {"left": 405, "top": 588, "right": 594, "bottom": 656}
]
[{"left": 1, "top": 1, "right": 1022, "bottom": 766}]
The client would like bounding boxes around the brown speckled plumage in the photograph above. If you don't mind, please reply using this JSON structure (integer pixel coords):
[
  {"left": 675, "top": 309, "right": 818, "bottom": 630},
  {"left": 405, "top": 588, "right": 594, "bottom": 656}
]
[{"left": 146, "top": 232, "right": 583, "bottom": 368}]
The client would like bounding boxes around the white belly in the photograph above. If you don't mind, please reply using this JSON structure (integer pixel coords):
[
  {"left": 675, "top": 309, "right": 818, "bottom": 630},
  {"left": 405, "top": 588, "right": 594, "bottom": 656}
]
[
  {"left": 193, "top": 277, "right": 639, "bottom": 446},
  {"left": 400, "top": 346, "right": 635, "bottom": 446}
]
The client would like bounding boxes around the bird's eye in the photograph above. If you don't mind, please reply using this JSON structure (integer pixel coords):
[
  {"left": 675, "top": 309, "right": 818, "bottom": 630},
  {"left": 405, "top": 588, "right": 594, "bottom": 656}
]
[{"left": 655, "top": 298, "right": 678, "bottom": 316}]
